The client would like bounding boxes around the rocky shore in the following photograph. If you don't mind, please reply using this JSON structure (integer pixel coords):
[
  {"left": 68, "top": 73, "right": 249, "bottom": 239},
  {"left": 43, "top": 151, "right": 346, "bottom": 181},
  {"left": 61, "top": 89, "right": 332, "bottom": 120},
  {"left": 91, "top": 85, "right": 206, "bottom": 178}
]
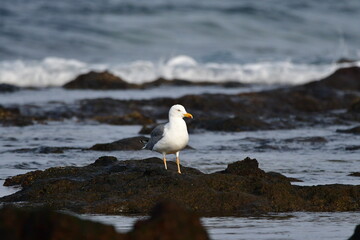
[
  {"left": 1, "top": 67, "right": 359, "bottom": 131},
  {"left": 1, "top": 156, "right": 359, "bottom": 216},
  {"left": 0, "top": 201, "right": 209, "bottom": 240}
]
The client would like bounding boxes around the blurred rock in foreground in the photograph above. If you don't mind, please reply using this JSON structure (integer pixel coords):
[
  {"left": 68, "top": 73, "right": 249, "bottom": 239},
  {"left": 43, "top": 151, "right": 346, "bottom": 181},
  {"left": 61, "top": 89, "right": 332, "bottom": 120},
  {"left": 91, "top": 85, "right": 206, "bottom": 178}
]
[{"left": 0, "top": 201, "right": 209, "bottom": 240}]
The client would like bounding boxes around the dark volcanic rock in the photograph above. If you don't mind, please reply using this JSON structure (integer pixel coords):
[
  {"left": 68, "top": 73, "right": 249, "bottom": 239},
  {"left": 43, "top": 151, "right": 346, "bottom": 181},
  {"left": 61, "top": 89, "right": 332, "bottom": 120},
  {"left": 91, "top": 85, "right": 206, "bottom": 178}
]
[
  {"left": 0, "top": 202, "right": 209, "bottom": 240},
  {"left": 349, "top": 225, "right": 360, "bottom": 240},
  {"left": 336, "top": 58, "right": 357, "bottom": 64},
  {"left": 0, "top": 105, "right": 34, "bottom": 126},
  {"left": 284, "top": 136, "right": 328, "bottom": 143},
  {"left": 348, "top": 172, "right": 360, "bottom": 177},
  {"left": 90, "top": 136, "right": 149, "bottom": 151},
  {"left": 10, "top": 146, "right": 80, "bottom": 154},
  {"left": 93, "top": 111, "right": 154, "bottom": 125},
  {"left": 349, "top": 99, "right": 360, "bottom": 113},
  {"left": 306, "top": 66, "right": 360, "bottom": 91},
  {"left": 2, "top": 156, "right": 360, "bottom": 215},
  {"left": 63, "top": 71, "right": 139, "bottom": 90},
  {"left": 0, "top": 206, "right": 124, "bottom": 240},
  {"left": 345, "top": 145, "right": 360, "bottom": 151},
  {"left": 143, "top": 77, "right": 244, "bottom": 88},
  {"left": 129, "top": 201, "right": 209, "bottom": 240},
  {"left": 0, "top": 83, "right": 20, "bottom": 93},
  {"left": 336, "top": 125, "right": 360, "bottom": 134},
  {"left": 221, "top": 157, "right": 266, "bottom": 177},
  {"left": 189, "top": 115, "right": 270, "bottom": 132},
  {"left": 4, "top": 66, "right": 359, "bottom": 129}
]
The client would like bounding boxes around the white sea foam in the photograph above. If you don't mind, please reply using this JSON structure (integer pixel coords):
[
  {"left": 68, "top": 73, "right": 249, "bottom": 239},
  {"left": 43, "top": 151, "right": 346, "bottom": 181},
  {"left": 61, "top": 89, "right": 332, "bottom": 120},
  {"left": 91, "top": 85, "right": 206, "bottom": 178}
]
[{"left": 0, "top": 56, "right": 359, "bottom": 87}]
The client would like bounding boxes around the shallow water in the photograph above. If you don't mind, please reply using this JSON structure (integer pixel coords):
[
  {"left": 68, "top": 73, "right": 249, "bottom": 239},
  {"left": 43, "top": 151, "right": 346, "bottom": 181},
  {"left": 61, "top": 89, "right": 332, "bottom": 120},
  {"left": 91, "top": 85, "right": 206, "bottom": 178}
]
[
  {"left": 0, "top": 85, "right": 273, "bottom": 105},
  {"left": 0, "top": 87, "right": 360, "bottom": 239},
  {"left": 83, "top": 212, "right": 360, "bottom": 240}
]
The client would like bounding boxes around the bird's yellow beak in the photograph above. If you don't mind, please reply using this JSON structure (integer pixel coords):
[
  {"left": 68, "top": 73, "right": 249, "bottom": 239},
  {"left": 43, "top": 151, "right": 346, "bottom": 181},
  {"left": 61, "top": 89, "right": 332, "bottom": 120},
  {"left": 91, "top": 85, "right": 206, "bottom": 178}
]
[{"left": 183, "top": 113, "right": 193, "bottom": 119}]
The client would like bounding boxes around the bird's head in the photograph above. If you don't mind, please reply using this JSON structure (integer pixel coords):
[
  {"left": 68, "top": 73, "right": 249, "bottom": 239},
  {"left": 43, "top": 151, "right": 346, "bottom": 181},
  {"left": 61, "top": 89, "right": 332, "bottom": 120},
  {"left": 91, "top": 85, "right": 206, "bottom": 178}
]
[{"left": 169, "top": 104, "right": 193, "bottom": 119}]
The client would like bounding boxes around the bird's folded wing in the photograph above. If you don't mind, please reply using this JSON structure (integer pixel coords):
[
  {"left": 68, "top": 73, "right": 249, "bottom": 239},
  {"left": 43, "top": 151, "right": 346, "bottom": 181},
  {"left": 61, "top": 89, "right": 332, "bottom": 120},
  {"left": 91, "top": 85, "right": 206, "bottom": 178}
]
[{"left": 144, "top": 123, "right": 166, "bottom": 150}]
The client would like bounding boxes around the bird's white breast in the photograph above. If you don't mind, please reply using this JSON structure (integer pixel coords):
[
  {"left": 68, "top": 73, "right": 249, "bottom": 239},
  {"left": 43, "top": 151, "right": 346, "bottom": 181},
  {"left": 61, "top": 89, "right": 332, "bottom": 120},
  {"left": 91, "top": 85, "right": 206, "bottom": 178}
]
[{"left": 153, "top": 118, "right": 189, "bottom": 153}]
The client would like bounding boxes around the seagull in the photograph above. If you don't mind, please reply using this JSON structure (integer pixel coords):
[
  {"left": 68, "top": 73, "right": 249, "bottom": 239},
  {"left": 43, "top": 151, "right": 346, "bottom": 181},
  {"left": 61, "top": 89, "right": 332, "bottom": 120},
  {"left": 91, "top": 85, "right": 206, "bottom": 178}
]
[{"left": 143, "top": 104, "right": 193, "bottom": 174}]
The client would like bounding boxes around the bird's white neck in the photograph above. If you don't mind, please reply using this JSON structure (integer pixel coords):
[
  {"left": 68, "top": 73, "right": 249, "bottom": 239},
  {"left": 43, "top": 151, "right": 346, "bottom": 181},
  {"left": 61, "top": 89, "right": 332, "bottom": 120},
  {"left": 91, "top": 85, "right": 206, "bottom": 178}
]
[{"left": 168, "top": 117, "right": 187, "bottom": 129}]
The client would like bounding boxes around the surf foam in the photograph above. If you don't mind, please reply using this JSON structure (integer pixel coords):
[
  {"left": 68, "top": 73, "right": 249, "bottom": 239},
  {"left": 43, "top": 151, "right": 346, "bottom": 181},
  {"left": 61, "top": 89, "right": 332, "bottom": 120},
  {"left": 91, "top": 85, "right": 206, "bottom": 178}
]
[{"left": 0, "top": 56, "right": 358, "bottom": 87}]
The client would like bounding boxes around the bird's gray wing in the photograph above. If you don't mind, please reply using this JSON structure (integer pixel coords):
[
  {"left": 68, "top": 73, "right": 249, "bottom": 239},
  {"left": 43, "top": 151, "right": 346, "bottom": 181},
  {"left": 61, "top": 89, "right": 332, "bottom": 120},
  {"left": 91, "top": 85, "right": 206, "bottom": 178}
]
[{"left": 144, "top": 123, "right": 166, "bottom": 150}]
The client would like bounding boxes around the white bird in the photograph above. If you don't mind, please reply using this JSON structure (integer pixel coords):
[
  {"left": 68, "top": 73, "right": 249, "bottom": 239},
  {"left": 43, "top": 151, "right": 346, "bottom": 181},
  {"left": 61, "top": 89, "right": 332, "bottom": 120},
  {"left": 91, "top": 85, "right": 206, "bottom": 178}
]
[{"left": 143, "top": 104, "right": 193, "bottom": 174}]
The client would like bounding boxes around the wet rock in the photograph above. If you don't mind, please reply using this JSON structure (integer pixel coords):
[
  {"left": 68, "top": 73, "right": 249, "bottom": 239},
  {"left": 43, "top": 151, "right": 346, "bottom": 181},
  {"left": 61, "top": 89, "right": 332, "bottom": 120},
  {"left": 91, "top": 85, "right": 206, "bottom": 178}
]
[
  {"left": 93, "top": 111, "right": 154, "bottom": 125},
  {"left": 2, "top": 156, "right": 360, "bottom": 215},
  {"left": 143, "top": 77, "right": 244, "bottom": 88},
  {"left": 0, "top": 206, "right": 124, "bottom": 240},
  {"left": 5, "top": 66, "right": 360, "bottom": 129},
  {"left": 10, "top": 146, "right": 79, "bottom": 154},
  {"left": 221, "top": 157, "right": 266, "bottom": 177},
  {"left": 0, "top": 83, "right": 20, "bottom": 93},
  {"left": 348, "top": 172, "right": 360, "bottom": 177},
  {"left": 77, "top": 98, "right": 129, "bottom": 118},
  {"left": 90, "top": 136, "right": 149, "bottom": 151},
  {"left": 143, "top": 78, "right": 204, "bottom": 87},
  {"left": 345, "top": 145, "right": 360, "bottom": 151},
  {"left": 190, "top": 115, "right": 270, "bottom": 132},
  {"left": 349, "top": 99, "right": 360, "bottom": 113},
  {"left": 0, "top": 201, "right": 209, "bottom": 240},
  {"left": 284, "top": 136, "right": 328, "bottom": 143},
  {"left": 348, "top": 225, "right": 360, "bottom": 240},
  {"left": 130, "top": 201, "right": 209, "bottom": 240},
  {"left": 306, "top": 66, "right": 360, "bottom": 91},
  {"left": 0, "top": 105, "right": 34, "bottom": 127},
  {"left": 336, "top": 126, "right": 360, "bottom": 134},
  {"left": 266, "top": 172, "right": 303, "bottom": 183},
  {"left": 336, "top": 58, "right": 357, "bottom": 64},
  {"left": 63, "top": 71, "right": 139, "bottom": 90}
]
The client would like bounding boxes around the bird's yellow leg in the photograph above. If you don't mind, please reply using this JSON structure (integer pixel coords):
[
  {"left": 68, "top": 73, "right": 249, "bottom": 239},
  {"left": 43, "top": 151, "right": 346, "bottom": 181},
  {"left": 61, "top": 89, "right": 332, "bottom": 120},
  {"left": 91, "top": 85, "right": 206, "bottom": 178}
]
[
  {"left": 162, "top": 153, "right": 167, "bottom": 170},
  {"left": 176, "top": 152, "right": 181, "bottom": 174}
]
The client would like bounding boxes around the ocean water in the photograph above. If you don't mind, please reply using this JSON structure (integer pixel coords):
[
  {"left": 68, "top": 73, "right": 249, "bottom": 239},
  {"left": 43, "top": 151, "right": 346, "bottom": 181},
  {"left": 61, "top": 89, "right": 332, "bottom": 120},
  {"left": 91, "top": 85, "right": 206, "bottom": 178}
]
[{"left": 1, "top": 0, "right": 360, "bottom": 86}]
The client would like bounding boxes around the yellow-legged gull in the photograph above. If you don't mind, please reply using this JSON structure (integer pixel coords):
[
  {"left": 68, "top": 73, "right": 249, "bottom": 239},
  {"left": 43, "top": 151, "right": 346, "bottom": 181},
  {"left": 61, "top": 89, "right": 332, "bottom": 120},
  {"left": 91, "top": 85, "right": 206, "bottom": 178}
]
[{"left": 143, "top": 104, "right": 193, "bottom": 174}]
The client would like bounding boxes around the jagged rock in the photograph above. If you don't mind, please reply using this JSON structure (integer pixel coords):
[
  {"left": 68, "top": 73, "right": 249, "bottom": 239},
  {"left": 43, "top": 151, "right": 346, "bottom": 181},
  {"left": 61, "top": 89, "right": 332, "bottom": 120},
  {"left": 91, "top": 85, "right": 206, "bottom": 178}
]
[
  {"left": 0, "top": 206, "right": 124, "bottom": 240},
  {"left": 90, "top": 136, "right": 149, "bottom": 151},
  {"left": 0, "top": 105, "right": 34, "bottom": 126},
  {"left": 93, "top": 111, "right": 154, "bottom": 125},
  {"left": 0, "top": 201, "right": 209, "bottom": 240},
  {"left": 189, "top": 116, "right": 270, "bottom": 132},
  {"left": 306, "top": 66, "right": 360, "bottom": 91},
  {"left": 129, "top": 201, "right": 209, "bottom": 240},
  {"left": 63, "top": 71, "right": 139, "bottom": 90},
  {"left": 142, "top": 77, "right": 244, "bottom": 88},
  {"left": 221, "top": 157, "right": 266, "bottom": 177},
  {"left": 0, "top": 83, "right": 20, "bottom": 93},
  {"left": 2, "top": 157, "right": 360, "bottom": 215}
]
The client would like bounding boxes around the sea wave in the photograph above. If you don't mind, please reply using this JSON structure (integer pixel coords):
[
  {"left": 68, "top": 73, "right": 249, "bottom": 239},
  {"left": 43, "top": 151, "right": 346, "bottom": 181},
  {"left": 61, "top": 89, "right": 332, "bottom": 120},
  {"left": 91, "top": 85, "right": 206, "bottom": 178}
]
[{"left": 0, "top": 56, "right": 358, "bottom": 87}]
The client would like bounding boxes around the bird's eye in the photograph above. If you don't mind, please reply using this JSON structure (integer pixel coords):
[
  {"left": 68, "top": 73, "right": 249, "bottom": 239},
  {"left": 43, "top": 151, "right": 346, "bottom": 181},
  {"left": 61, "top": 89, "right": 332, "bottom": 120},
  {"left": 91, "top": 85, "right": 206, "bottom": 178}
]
[{"left": 177, "top": 109, "right": 181, "bottom": 112}]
